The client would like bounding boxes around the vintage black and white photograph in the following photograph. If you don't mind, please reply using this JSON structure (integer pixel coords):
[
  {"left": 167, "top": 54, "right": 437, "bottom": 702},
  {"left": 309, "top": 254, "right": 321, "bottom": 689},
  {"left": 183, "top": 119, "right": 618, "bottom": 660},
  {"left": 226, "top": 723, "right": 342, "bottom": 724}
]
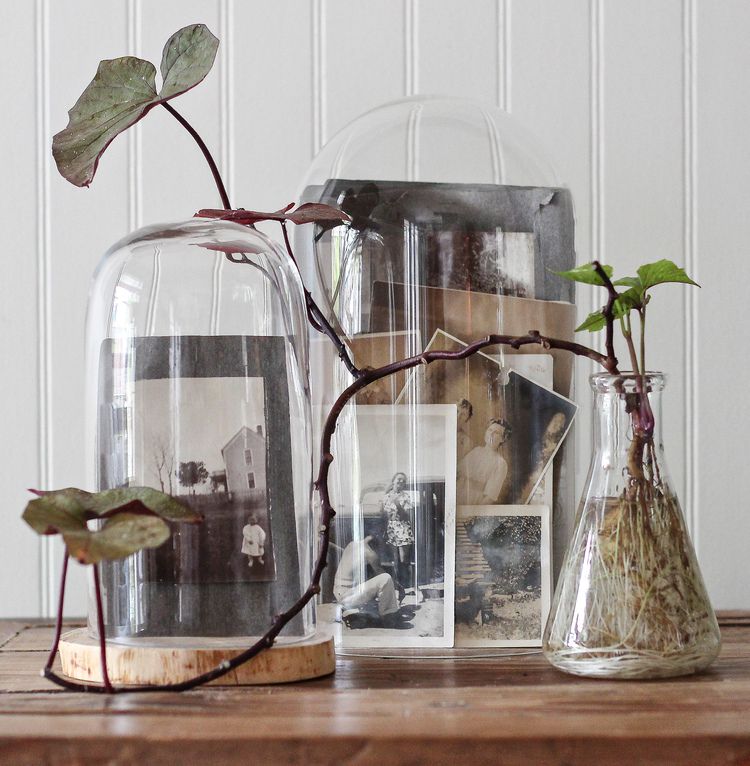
[
  {"left": 398, "top": 329, "right": 576, "bottom": 505},
  {"left": 132, "top": 376, "right": 276, "bottom": 583},
  {"left": 455, "top": 505, "right": 551, "bottom": 646},
  {"left": 97, "top": 335, "right": 304, "bottom": 637},
  {"left": 320, "top": 404, "right": 456, "bottom": 648}
]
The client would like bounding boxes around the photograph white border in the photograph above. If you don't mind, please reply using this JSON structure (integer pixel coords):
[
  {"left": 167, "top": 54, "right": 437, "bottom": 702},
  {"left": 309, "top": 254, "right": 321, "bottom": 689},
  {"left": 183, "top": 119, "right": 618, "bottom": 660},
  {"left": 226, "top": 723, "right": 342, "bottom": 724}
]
[
  {"left": 397, "top": 328, "right": 577, "bottom": 504},
  {"left": 454, "top": 504, "right": 551, "bottom": 648},
  {"left": 326, "top": 403, "right": 457, "bottom": 649}
]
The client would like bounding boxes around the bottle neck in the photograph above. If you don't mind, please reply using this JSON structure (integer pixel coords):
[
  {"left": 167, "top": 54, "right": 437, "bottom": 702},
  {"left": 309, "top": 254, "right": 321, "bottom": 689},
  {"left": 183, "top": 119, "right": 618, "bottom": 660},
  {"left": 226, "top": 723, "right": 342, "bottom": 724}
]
[{"left": 590, "top": 374, "right": 668, "bottom": 490}]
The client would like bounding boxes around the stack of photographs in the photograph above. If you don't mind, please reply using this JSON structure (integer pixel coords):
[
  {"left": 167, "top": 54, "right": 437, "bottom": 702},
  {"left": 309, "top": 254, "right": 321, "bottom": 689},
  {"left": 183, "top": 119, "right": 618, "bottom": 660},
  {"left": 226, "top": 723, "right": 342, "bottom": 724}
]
[
  {"left": 303, "top": 178, "right": 579, "bottom": 649},
  {"left": 320, "top": 328, "right": 576, "bottom": 649}
]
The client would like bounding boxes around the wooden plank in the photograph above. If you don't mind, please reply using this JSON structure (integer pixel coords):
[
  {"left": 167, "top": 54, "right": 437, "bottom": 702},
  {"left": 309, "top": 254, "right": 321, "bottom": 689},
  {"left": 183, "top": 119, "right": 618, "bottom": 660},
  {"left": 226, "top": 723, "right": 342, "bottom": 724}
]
[
  {"left": 2, "top": 625, "right": 64, "bottom": 652},
  {"left": 0, "top": 621, "right": 747, "bottom": 764},
  {"left": 0, "top": 624, "right": 31, "bottom": 651}
]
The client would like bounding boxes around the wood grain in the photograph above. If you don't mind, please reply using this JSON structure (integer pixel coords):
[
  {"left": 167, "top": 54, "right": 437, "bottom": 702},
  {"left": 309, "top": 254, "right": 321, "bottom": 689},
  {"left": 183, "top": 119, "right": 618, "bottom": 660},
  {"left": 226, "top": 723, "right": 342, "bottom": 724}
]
[
  {"left": 58, "top": 629, "right": 335, "bottom": 686},
  {"left": 0, "top": 619, "right": 748, "bottom": 764}
]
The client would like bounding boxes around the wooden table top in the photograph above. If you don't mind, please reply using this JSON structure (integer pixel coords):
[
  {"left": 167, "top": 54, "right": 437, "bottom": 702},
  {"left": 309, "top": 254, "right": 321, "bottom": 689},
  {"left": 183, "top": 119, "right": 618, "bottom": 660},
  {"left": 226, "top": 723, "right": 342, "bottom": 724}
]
[{"left": 1, "top": 615, "right": 749, "bottom": 765}]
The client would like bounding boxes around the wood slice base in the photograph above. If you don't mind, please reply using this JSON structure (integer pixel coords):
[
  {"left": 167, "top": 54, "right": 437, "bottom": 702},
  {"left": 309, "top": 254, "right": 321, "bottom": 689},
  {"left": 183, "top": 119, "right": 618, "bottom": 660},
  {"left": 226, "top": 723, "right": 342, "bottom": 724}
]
[{"left": 58, "top": 629, "right": 335, "bottom": 686}]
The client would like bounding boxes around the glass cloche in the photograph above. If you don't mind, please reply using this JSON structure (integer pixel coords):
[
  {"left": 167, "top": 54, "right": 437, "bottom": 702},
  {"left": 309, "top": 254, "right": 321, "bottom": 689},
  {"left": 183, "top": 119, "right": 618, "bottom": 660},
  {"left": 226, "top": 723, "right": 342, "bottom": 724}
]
[
  {"left": 85, "top": 218, "right": 315, "bottom": 645},
  {"left": 295, "top": 96, "right": 577, "bottom": 649}
]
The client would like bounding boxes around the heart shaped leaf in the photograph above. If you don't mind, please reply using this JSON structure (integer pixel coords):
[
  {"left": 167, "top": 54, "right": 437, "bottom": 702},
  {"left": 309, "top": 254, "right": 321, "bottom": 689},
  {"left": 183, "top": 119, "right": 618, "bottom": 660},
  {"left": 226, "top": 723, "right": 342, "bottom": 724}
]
[
  {"left": 637, "top": 259, "right": 700, "bottom": 290},
  {"left": 160, "top": 24, "right": 220, "bottom": 100},
  {"left": 88, "top": 487, "right": 202, "bottom": 523},
  {"left": 23, "top": 488, "right": 93, "bottom": 535},
  {"left": 53, "top": 24, "right": 219, "bottom": 187},
  {"left": 63, "top": 512, "right": 171, "bottom": 565},
  {"left": 22, "top": 486, "right": 200, "bottom": 563}
]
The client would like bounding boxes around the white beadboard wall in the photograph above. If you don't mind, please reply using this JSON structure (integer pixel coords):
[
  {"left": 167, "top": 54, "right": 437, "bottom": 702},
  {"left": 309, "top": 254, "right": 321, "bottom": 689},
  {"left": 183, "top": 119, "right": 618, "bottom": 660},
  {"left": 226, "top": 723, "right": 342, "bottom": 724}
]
[{"left": 1, "top": 0, "right": 747, "bottom": 617}]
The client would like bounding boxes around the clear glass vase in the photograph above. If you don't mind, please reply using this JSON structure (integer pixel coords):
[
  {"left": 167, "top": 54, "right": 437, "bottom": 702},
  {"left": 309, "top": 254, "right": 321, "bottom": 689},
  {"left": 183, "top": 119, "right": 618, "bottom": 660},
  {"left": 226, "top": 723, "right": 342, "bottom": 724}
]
[{"left": 543, "top": 372, "right": 721, "bottom": 678}]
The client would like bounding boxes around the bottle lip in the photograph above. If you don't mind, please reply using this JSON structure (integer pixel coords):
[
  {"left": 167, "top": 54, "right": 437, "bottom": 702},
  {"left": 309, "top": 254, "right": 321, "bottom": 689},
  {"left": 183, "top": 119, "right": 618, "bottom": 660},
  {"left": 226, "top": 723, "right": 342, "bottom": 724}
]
[{"left": 589, "top": 371, "right": 666, "bottom": 393}]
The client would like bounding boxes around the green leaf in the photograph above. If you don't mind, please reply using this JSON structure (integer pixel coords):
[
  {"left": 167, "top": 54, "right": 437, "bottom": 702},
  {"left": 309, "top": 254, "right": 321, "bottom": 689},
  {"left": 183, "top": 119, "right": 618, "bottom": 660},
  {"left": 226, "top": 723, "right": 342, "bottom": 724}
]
[
  {"left": 52, "top": 57, "right": 158, "bottom": 187},
  {"left": 574, "top": 287, "right": 642, "bottom": 332},
  {"left": 63, "top": 513, "right": 170, "bottom": 565},
  {"left": 612, "top": 276, "right": 641, "bottom": 289},
  {"left": 52, "top": 24, "right": 219, "bottom": 187},
  {"left": 554, "top": 263, "right": 613, "bottom": 286},
  {"left": 160, "top": 24, "right": 219, "bottom": 100},
  {"left": 575, "top": 310, "right": 607, "bottom": 333},
  {"left": 637, "top": 259, "right": 700, "bottom": 290},
  {"left": 88, "top": 487, "right": 202, "bottom": 523},
  {"left": 22, "top": 486, "right": 200, "bottom": 563},
  {"left": 614, "top": 287, "right": 643, "bottom": 314},
  {"left": 22, "top": 489, "right": 92, "bottom": 535}
]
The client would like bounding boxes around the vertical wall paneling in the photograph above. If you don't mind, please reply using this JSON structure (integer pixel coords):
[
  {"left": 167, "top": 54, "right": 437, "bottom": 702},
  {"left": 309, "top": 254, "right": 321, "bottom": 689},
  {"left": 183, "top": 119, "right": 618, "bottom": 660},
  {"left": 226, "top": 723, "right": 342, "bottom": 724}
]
[
  {"left": 139, "top": 2, "right": 222, "bottom": 222},
  {"left": 36, "top": 0, "right": 53, "bottom": 618},
  {"left": 405, "top": 0, "right": 418, "bottom": 97},
  {"left": 416, "top": 0, "right": 497, "bottom": 103},
  {"left": 127, "top": 0, "right": 142, "bottom": 231},
  {"left": 601, "top": 1, "right": 687, "bottom": 505},
  {"left": 218, "top": 0, "right": 234, "bottom": 203},
  {"left": 233, "top": 2, "right": 313, "bottom": 212},
  {"left": 509, "top": 0, "right": 592, "bottom": 568},
  {"left": 682, "top": 0, "right": 698, "bottom": 539},
  {"left": 2, "top": 2, "right": 749, "bottom": 616},
  {"left": 324, "top": 1, "right": 406, "bottom": 140},
  {"left": 695, "top": 1, "right": 750, "bottom": 609},
  {"left": 498, "top": 0, "right": 510, "bottom": 112},
  {"left": 0, "top": 2, "right": 42, "bottom": 618},
  {"left": 47, "top": 1, "right": 132, "bottom": 616}
]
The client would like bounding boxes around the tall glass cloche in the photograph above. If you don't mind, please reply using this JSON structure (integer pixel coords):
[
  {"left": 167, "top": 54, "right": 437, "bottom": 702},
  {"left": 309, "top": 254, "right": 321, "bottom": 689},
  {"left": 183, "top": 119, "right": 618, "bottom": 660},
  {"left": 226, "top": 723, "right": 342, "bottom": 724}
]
[{"left": 295, "top": 96, "right": 578, "bottom": 650}]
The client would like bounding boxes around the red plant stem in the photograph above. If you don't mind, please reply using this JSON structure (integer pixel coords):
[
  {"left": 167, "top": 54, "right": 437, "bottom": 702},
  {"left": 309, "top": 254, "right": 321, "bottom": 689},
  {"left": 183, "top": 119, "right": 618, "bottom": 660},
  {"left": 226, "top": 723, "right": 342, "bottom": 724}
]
[
  {"left": 44, "top": 553, "right": 69, "bottom": 671},
  {"left": 161, "top": 102, "right": 231, "bottom": 211},
  {"left": 92, "top": 564, "right": 113, "bottom": 693}
]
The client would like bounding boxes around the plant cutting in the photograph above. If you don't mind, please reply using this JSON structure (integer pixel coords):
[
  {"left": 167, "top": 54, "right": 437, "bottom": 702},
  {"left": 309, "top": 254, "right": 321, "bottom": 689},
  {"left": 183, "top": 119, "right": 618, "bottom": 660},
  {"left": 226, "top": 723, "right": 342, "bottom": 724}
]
[
  {"left": 29, "top": 22, "right": 717, "bottom": 691},
  {"left": 542, "top": 262, "right": 721, "bottom": 678}
]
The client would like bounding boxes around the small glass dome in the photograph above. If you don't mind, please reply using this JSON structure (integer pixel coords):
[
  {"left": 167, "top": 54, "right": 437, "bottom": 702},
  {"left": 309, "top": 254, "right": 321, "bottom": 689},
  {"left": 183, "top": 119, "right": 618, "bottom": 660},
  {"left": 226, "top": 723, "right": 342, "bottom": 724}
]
[
  {"left": 85, "top": 218, "right": 315, "bottom": 645},
  {"left": 296, "top": 97, "right": 578, "bottom": 650}
]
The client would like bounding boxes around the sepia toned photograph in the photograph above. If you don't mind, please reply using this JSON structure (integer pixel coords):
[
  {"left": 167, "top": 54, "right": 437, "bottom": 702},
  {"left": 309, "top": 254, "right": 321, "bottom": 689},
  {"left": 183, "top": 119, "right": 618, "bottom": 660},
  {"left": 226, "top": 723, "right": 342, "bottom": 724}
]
[
  {"left": 320, "top": 404, "right": 456, "bottom": 648},
  {"left": 398, "top": 329, "right": 577, "bottom": 504},
  {"left": 455, "top": 505, "right": 551, "bottom": 647}
]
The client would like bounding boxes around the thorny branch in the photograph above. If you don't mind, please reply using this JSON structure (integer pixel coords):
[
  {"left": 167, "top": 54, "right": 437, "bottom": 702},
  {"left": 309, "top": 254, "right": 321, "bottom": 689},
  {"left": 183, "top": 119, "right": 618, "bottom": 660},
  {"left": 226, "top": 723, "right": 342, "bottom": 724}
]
[{"left": 43, "top": 101, "right": 627, "bottom": 692}]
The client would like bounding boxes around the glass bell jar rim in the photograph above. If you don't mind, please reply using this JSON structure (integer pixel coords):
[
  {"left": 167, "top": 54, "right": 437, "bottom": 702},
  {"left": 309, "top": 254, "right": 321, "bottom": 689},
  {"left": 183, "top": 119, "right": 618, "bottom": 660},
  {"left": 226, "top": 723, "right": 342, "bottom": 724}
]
[
  {"left": 101, "top": 217, "right": 274, "bottom": 254},
  {"left": 590, "top": 371, "right": 667, "bottom": 393},
  {"left": 298, "top": 93, "right": 562, "bottom": 192}
]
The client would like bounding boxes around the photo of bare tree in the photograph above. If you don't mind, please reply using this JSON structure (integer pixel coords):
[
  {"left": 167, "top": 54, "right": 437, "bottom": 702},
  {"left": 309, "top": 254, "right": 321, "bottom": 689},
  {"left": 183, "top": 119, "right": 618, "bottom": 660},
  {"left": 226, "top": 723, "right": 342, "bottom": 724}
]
[{"left": 130, "top": 376, "right": 277, "bottom": 584}]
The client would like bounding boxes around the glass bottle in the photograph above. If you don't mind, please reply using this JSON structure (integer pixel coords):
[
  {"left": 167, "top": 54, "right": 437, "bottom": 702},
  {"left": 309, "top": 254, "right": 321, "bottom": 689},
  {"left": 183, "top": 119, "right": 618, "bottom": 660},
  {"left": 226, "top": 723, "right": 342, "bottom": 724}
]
[{"left": 543, "top": 372, "right": 721, "bottom": 678}]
